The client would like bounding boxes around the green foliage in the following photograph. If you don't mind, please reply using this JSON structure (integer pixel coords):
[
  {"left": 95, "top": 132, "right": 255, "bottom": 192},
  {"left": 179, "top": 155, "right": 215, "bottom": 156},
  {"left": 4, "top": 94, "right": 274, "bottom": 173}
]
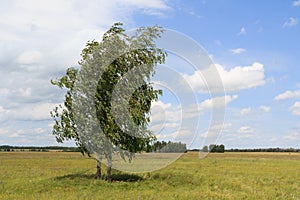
[
  {"left": 96, "top": 22, "right": 165, "bottom": 179},
  {"left": 151, "top": 141, "right": 187, "bottom": 153},
  {"left": 202, "top": 145, "right": 209, "bottom": 152},
  {"left": 50, "top": 67, "right": 86, "bottom": 152},
  {"left": 50, "top": 23, "right": 167, "bottom": 180},
  {"left": 202, "top": 144, "right": 225, "bottom": 153}
]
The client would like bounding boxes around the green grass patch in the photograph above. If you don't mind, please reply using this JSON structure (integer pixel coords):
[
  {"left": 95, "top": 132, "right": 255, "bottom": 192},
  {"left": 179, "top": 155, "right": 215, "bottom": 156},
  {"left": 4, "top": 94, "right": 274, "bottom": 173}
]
[{"left": 0, "top": 152, "right": 299, "bottom": 199}]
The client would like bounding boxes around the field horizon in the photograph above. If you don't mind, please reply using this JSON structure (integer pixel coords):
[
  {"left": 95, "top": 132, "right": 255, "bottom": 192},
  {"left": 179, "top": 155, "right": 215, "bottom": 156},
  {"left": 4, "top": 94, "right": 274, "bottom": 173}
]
[{"left": 1, "top": 151, "right": 299, "bottom": 199}]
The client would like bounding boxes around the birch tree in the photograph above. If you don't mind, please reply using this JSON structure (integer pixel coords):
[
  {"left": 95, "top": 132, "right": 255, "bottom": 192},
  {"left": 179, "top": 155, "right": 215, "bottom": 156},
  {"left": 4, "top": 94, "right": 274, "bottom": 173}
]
[{"left": 51, "top": 22, "right": 166, "bottom": 182}]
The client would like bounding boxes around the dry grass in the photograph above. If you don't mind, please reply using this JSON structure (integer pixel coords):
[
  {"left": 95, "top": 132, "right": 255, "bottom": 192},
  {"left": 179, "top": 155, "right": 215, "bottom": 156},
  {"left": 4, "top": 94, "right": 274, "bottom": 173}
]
[{"left": 0, "top": 151, "right": 300, "bottom": 199}]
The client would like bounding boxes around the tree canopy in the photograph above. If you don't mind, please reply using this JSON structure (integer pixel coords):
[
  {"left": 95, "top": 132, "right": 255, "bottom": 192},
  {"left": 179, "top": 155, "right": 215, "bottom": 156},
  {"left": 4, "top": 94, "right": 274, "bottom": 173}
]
[{"left": 50, "top": 22, "right": 167, "bottom": 181}]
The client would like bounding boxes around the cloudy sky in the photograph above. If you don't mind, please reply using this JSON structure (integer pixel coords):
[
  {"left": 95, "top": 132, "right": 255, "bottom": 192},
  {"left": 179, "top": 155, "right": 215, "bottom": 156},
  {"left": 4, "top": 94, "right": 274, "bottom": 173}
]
[{"left": 0, "top": 0, "right": 300, "bottom": 149}]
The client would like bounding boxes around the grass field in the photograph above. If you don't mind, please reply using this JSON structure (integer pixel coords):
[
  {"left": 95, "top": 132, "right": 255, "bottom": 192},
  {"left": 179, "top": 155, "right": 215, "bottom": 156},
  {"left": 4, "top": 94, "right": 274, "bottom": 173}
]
[{"left": 0, "top": 151, "right": 300, "bottom": 199}]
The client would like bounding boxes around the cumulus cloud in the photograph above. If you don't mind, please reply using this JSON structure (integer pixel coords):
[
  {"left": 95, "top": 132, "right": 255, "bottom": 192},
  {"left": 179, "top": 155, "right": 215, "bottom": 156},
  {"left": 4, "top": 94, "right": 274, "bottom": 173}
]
[
  {"left": 202, "top": 123, "right": 232, "bottom": 138},
  {"left": 0, "top": 128, "right": 10, "bottom": 136},
  {"left": 290, "top": 101, "right": 300, "bottom": 115},
  {"left": 149, "top": 95, "right": 237, "bottom": 140},
  {"left": 0, "top": 106, "right": 4, "bottom": 113},
  {"left": 17, "top": 50, "right": 43, "bottom": 65},
  {"left": 198, "top": 95, "right": 238, "bottom": 109},
  {"left": 6, "top": 103, "right": 58, "bottom": 121},
  {"left": 240, "top": 106, "right": 270, "bottom": 116},
  {"left": 238, "top": 126, "right": 254, "bottom": 134},
  {"left": 149, "top": 100, "right": 181, "bottom": 133},
  {"left": 283, "top": 17, "right": 298, "bottom": 28},
  {"left": 183, "top": 62, "right": 265, "bottom": 93},
  {"left": 0, "top": 0, "right": 171, "bottom": 145},
  {"left": 237, "top": 27, "right": 246, "bottom": 35},
  {"left": 202, "top": 130, "right": 219, "bottom": 138},
  {"left": 182, "top": 95, "right": 237, "bottom": 120},
  {"left": 240, "top": 107, "right": 251, "bottom": 115},
  {"left": 293, "top": 0, "right": 300, "bottom": 7},
  {"left": 229, "top": 48, "right": 246, "bottom": 55},
  {"left": 210, "top": 123, "right": 232, "bottom": 130},
  {"left": 284, "top": 132, "right": 299, "bottom": 140},
  {"left": 274, "top": 90, "right": 300, "bottom": 100},
  {"left": 19, "top": 88, "right": 32, "bottom": 97},
  {"left": 34, "top": 128, "right": 45, "bottom": 134},
  {"left": 120, "top": 0, "right": 169, "bottom": 8},
  {"left": 259, "top": 106, "right": 271, "bottom": 112},
  {"left": 156, "top": 129, "right": 194, "bottom": 144},
  {"left": 150, "top": 101, "right": 180, "bottom": 123}
]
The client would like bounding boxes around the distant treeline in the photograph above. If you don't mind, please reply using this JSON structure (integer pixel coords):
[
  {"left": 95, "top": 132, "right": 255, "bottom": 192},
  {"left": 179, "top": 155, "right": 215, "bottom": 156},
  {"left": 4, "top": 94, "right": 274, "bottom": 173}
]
[
  {"left": 2, "top": 145, "right": 299, "bottom": 153},
  {"left": 150, "top": 141, "right": 187, "bottom": 153},
  {"left": 189, "top": 147, "right": 300, "bottom": 153},
  {"left": 202, "top": 144, "right": 225, "bottom": 153},
  {"left": 0, "top": 141, "right": 187, "bottom": 153},
  {"left": 0, "top": 145, "right": 80, "bottom": 152},
  {"left": 226, "top": 148, "right": 300, "bottom": 152},
  {"left": 184, "top": 144, "right": 226, "bottom": 153}
]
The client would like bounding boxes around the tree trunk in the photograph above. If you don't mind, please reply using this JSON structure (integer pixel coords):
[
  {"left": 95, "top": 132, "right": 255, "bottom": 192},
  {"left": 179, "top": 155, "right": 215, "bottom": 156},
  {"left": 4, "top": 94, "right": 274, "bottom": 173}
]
[
  {"left": 95, "top": 159, "right": 101, "bottom": 180},
  {"left": 106, "top": 154, "right": 112, "bottom": 182}
]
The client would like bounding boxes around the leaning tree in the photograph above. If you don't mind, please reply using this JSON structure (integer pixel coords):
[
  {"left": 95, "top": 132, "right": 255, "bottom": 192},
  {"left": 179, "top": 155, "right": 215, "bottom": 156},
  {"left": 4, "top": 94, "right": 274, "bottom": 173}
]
[{"left": 50, "top": 22, "right": 167, "bottom": 182}]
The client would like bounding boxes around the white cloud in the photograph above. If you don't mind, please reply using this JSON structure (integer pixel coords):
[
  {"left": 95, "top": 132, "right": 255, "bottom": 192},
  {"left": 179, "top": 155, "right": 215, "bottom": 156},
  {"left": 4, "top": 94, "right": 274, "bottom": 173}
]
[
  {"left": 240, "top": 106, "right": 270, "bottom": 116},
  {"left": 17, "top": 50, "right": 43, "bottom": 65},
  {"left": 151, "top": 100, "right": 172, "bottom": 110},
  {"left": 0, "top": 0, "right": 171, "bottom": 146},
  {"left": 198, "top": 95, "right": 238, "bottom": 110},
  {"left": 182, "top": 104, "right": 202, "bottom": 119},
  {"left": 149, "top": 95, "right": 237, "bottom": 139},
  {"left": 48, "top": 122, "right": 55, "bottom": 128},
  {"left": 290, "top": 101, "right": 300, "bottom": 115},
  {"left": 156, "top": 129, "right": 192, "bottom": 141},
  {"left": 179, "top": 95, "right": 237, "bottom": 120},
  {"left": 216, "top": 62, "right": 265, "bottom": 92},
  {"left": 274, "top": 90, "right": 300, "bottom": 100},
  {"left": 283, "top": 17, "right": 298, "bottom": 28},
  {"left": 34, "top": 128, "right": 45, "bottom": 134},
  {"left": 116, "top": 0, "right": 170, "bottom": 17},
  {"left": 173, "top": 129, "right": 193, "bottom": 138},
  {"left": 238, "top": 126, "right": 254, "bottom": 134},
  {"left": 240, "top": 107, "right": 251, "bottom": 115},
  {"left": 149, "top": 100, "right": 182, "bottom": 133},
  {"left": 237, "top": 27, "right": 246, "bottom": 35},
  {"left": 183, "top": 62, "right": 265, "bottom": 93},
  {"left": 210, "top": 123, "right": 232, "bottom": 131},
  {"left": 119, "top": 0, "right": 170, "bottom": 10},
  {"left": 9, "top": 133, "right": 22, "bottom": 138},
  {"left": 0, "top": 106, "right": 8, "bottom": 122},
  {"left": 202, "top": 130, "right": 219, "bottom": 138},
  {"left": 229, "top": 48, "right": 246, "bottom": 55},
  {"left": 19, "top": 88, "right": 32, "bottom": 97},
  {"left": 0, "top": 89, "right": 10, "bottom": 97},
  {"left": 293, "top": 0, "right": 300, "bottom": 7},
  {"left": 284, "top": 132, "right": 299, "bottom": 140},
  {"left": 0, "top": 128, "right": 10, "bottom": 136},
  {"left": 259, "top": 106, "right": 270, "bottom": 112},
  {"left": 7, "top": 103, "right": 59, "bottom": 121},
  {"left": 202, "top": 123, "right": 232, "bottom": 138},
  {"left": 150, "top": 122, "right": 180, "bottom": 132},
  {"left": 0, "top": 106, "right": 4, "bottom": 113},
  {"left": 150, "top": 101, "right": 180, "bottom": 123}
]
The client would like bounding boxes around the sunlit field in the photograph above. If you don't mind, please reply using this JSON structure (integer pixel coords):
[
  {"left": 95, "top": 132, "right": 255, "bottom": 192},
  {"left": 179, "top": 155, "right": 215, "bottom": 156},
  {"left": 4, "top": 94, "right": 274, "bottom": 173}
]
[{"left": 1, "top": 151, "right": 300, "bottom": 199}]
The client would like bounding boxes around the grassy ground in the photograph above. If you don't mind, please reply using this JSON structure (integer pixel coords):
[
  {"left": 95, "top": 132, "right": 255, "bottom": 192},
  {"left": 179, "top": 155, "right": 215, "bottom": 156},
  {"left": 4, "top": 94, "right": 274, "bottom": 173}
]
[{"left": 0, "top": 151, "right": 300, "bottom": 199}]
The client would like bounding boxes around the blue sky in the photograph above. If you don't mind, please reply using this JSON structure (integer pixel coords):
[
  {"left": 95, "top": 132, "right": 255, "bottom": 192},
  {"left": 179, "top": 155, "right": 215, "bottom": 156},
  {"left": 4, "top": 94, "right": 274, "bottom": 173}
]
[{"left": 0, "top": 0, "right": 300, "bottom": 149}]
